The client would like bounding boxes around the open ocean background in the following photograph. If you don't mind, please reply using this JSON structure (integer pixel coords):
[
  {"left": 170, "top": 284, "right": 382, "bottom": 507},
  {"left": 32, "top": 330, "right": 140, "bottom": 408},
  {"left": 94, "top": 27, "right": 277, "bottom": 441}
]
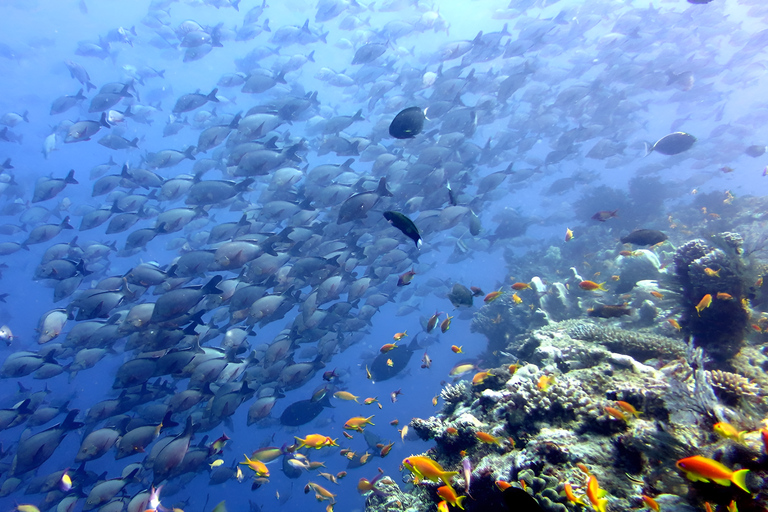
[{"left": 0, "top": 0, "right": 765, "bottom": 511}]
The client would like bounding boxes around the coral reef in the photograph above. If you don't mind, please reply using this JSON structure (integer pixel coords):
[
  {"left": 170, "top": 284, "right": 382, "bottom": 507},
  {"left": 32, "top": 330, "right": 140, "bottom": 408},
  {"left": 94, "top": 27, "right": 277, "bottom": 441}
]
[
  {"left": 566, "top": 321, "right": 685, "bottom": 361},
  {"left": 673, "top": 234, "right": 750, "bottom": 365}
]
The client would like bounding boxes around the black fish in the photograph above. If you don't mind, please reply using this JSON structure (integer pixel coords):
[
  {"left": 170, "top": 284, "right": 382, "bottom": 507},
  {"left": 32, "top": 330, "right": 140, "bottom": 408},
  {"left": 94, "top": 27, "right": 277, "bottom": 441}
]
[
  {"left": 502, "top": 487, "right": 545, "bottom": 512},
  {"left": 588, "top": 304, "right": 632, "bottom": 318},
  {"left": 279, "top": 393, "right": 333, "bottom": 426},
  {"left": 648, "top": 132, "right": 696, "bottom": 155},
  {"left": 448, "top": 283, "right": 474, "bottom": 308},
  {"left": 389, "top": 106, "right": 424, "bottom": 139},
  {"left": 370, "top": 337, "right": 419, "bottom": 382},
  {"left": 620, "top": 229, "right": 668, "bottom": 246},
  {"left": 383, "top": 211, "right": 421, "bottom": 248}
]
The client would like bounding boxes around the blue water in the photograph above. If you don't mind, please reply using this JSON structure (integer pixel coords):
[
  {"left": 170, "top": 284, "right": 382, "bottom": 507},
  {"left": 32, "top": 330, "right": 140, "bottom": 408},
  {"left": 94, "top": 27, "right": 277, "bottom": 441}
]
[{"left": 0, "top": 0, "right": 764, "bottom": 511}]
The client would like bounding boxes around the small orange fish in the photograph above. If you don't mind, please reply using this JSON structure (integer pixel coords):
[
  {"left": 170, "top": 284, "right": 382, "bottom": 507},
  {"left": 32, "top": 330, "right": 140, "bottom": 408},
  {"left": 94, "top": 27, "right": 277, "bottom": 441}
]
[
  {"left": 586, "top": 475, "right": 608, "bottom": 512},
  {"left": 511, "top": 282, "right": 531, "bottom": 290},
  {"left": 364, "top": 397, "right": 378, "bottom": 405},
  {"left": 484, "top": 289, "right": 503, "bottom": 303},
  {"left": 451, "top": 345, "right": 463, "bottom": 354},
  {"left": 668, "top": 318, "right": 681, "bottom": 330},
  {"left": 717, "top": 292, "right": 733, "bottom": 300},
  {"left": 390, "top": 419, "right": 399, "bottom": 426},
  {"left": 676, "top": 456, "right": 750, "bottom": 492},
  {"left": 380, "top": 343, "right": 398, "bottom": 353},
  {"left": 440, "top": 315, "right": 453, "bottom": 333},
  {"left": 380, "top": 442, "right": 394, "bottom": 457},
  {"left": 576, "top": 463, "right": 591, "bottom": 476},
  {"left": 641, "top": 495, "right": 660, "bottom": 512},
  {"left": 508, "top": 363, "right": 521, "bottom": 375},
  {"left": 752, "top": 324, "right": 762, "bottom": 332},
  {"left": 604, "top": 406, "right": 626, "bottom": 421},
  {"left": 564, "top": 482, "right": 584, "bottom": 505},
  {"left": 393, "top": 331, "right": 407, "bottom": 341},
  {"left": 446, "top": 427, "right": 458, "bottom": 435},
  {"left": 386, "top": 358, "right": 393, "bottom": 367},
  {"left": 495, "top": 480, "right": 512, "bottom": 491},
  {"left": 611, "top": 275, "right": 620, "bottom": 281},
  {"left": 475, "top": 431, "right": 502, "bottom": 445},
  {"left": 537, "top": 374, "right": 555, "bottom": 391},
  {"left": 650, "top": 291, "right": 663, "bottom": 299},
  {"left": 756, "top": 277, "right": 764, "bottom": 288},
  {"left": 619, "top": 250, "right": 632, "bottom": 257},
  {"left": 472, "top": 370, "right": 492, "bottom": 386},
  {"left": 512, "top": 293, "right": 523, "bottom": 304},
  {"left": 579, "top": 280, "right": 608, "bottom": 292},
  {"left": 343, "top": 431, "right": 353, "bottom": 439},
  {"left": 615, "top": 401, "right": 640, "bottom": 418},
  {"left": 565, "top": 228, "right": 574, "bottom": 242},
  {"left": 727, "top": 500, "right": 738, "bottom": 512},
  {"left": 704, "top": 267, "right": 721, "bottom": 278},
  {"left": 695, "top": 294, "right": 712, "bottom": 316},
  {"left": 760, "top": 428, "right": 768, "bottom": 455}
]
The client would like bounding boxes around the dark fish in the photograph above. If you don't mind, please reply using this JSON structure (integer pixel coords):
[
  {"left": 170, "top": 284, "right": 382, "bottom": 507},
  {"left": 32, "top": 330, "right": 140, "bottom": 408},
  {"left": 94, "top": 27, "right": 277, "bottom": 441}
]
[
  {"left": 279, "top": 392, "right": 333, "bottom": 426},
  {"left": 591, "top": 210, "right": 618, "bottom": 222},
  {"left": 448, "top": 283, "right": 474, "bottom": 308},
  {"left": 502, "top": 487, "right": 545, "bottom": 512},
  {"left": 648, "top": 132, "right": 696, "bottom": 156},
  {"left": 745, "top": 145, "right": 766, "bottom": 158},
  {"left": 588, "top": 304, "right": 632, "bottom": 318},
  {"left": 383, "top": 211, "right": 421, "bottom": 248},
  {"left": 369, "top": 337, "right": 419, "bottom": 382},
  {"left": 389, "top": 106, "right": 424, "bottom": 139},
  {"left": 620, "top": 229, "right": 667, "bottom": 246}
]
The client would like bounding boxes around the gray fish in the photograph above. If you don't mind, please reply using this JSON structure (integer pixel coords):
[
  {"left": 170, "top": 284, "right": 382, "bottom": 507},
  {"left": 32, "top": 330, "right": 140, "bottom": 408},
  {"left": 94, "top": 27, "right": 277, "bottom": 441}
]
[
  {"left": 337, "top": 177, "right": 392, "bottom": 224},
  {"left": 32, "top": 169, "right": 78, "bottom": 203},
  {"left": 11, "top": 409, "right": 82, "bottom": 476},
  {"left": 50, "top": 89, "right": 87, "bottom": 115},
  {"left": 447, "top": 283, "right": 474, "bottom": 308},
  {"left": 173, "top": 88, "right": 219, "bottom": 113},
  {"left": 145, "top": 147, "right": 196, "bottom": 169},
  {"left": 150, "top": 275, "right": 223, "bottom": 323},
  {"left": 185, "top": 178, "right": 253, "bottom": 206},
  {"left": 279, "top": 392, "right": 333, "bottom": 426},
  {"left": 75, "top": 424, "right": 124, "bottom": 462},
  {"left": 65, "top": 113, "right": 111, "bottom": 143},
  {"left": 98, "top": 134, "right": 139, "bottom": 150},
  {"left": 64, "top": 60, "right": 96, "bottom": 90},
  {"left": 352, "top": 42, "right": 387, "bottom": 65}
]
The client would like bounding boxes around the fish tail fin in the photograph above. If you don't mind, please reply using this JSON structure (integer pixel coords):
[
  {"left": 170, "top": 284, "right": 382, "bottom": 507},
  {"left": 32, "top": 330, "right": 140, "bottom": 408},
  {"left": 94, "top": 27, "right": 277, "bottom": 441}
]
[
  {"left": 732, "top": 468, "right": 750, "bottom": 493},
  {"left": 208, "top": 88, "right": 220, "bottom": 102},
  {"left": 376, "top": 177, "right": 392, "bottom": 197},
  {"left": 65, "top": 169, "right": 78, "bottom": 184}
]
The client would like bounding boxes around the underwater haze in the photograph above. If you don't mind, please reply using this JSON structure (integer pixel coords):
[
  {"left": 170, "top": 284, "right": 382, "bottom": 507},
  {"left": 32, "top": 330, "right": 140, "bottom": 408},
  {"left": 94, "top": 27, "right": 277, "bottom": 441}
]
[{"left": 2, "top": 0, "right": 768, "bottom": 511}]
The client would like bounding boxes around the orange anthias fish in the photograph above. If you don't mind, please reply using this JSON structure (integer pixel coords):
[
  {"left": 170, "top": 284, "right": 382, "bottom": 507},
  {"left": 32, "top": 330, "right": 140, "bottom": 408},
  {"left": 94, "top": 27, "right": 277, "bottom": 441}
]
[
  {"left": 717, "top": 292, "right": 733, "bottom": 300},
  {"left": 437, "top": 485, "right": 466, "bottom": 510},
  {"left": 537, "top": 374, "right": 555, "bottom": 391},
  {"left": 402, "top": 456, "right": 458, "bottom": 487},
  {"left": 586, "top": 475, "right": 608, "bottom": 512},
  {"left": 472, "top": 370, "right": 492, "bottom": 385},
  {"left": 641, "top": 495, "right": 660, "bottom": 512},
  {"left": 393, "top": 331, "right": 407, "bottom": 341},
  {"left": 484, "top": 289, "right": 503, "bottom": 303},
  {"left": 676, "top": 455, "right": 750, "bottom": 492},
  {"left": 668, "top": 318, "right": 682, "bottom": 331},
  {"left": 475, "top": 431, "right": 503, "bottom": 445},
  {"left": 695, "top": 294, "right": 712, "bottom": 316},
  {"left": 511, "top": 282, "right": 531, "bottom": 290},
  {"left": 579, "top": 280, "right": 608, "bottom": 292},
  {"left": 615, "top": 401, "right": 640, "bottom": 418},
  {"left": 240, "top": 454, "right": 269, "bottom": 477},
  {"left": 604, "top": 406, "right": 626, "bottom": 421},
  {"left": 451, "top": 345, "right": 463, "bottom": 354},
  {"left": 512, "top": 293, "right": 523, "bottom": 304},
  {"left": 704, "top": 267, "right": 721, "bottom": 277},
  {"left": 344, "top": 416, "right": 375, "bottom": 432},
  {"left": 565, "top": 228, "right": 574, "bottom": 242},
  {"left": 380, "top": 343, "right": 398, "bottom": 353}
]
